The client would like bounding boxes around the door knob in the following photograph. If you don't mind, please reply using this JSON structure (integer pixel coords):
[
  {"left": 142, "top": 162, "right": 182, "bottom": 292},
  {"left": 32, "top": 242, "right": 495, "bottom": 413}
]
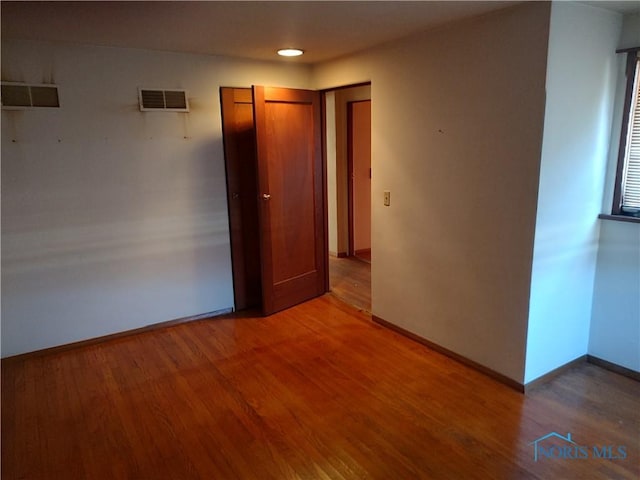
[{"left": 262, "top": 193, "right": 271, "bottom": 200}]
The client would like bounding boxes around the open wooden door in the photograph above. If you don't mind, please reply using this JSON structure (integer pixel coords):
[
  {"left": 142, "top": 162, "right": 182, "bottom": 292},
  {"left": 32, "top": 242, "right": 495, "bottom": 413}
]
[
  {"left": 252, "top": 86, "right": 327, "bottom": 314},
  {"left": 220, "top": 88, "right": 262, "bottom": 311}
]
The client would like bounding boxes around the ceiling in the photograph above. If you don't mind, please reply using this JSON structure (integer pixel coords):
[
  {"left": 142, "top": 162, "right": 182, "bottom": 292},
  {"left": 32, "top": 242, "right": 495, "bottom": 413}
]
[{"left": 2, "top": 1, "right": 639, "bottom": 65}]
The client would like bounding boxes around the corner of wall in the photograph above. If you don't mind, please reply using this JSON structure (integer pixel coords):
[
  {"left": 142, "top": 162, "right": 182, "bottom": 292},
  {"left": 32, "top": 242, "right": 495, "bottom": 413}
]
[{"left": 524, "top": 1, "right": 623, "bottom": 383}]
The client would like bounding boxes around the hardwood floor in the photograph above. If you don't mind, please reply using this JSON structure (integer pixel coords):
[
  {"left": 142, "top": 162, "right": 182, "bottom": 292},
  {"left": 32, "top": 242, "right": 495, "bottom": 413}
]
[
  {"left": 329, "top": 255, "right": 371, "bottom": 312},
  {"left": 2, "top": 295, "right": 639, "bottom": 479},
  {"left": 354, "top": 250, "right": 371, "bottom": 264}
]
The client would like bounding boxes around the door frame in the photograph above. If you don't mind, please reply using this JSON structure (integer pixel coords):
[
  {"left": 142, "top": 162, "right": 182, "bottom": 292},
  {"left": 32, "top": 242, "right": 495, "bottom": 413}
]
[
  {"left": 347, "top": 99, "right": 372, "bottom": 258},
  {"left": 320, "top": 82, "right": 372, "bottom": 261}
]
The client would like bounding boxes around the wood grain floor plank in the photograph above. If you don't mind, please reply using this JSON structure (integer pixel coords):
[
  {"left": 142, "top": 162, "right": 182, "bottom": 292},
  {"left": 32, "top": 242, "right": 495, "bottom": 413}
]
[
  {"left": 330, "top": 255, "right": 371, "bottom": 312},
  {"left": 2, "top": 294, "right": 639, "bottom": 479}
]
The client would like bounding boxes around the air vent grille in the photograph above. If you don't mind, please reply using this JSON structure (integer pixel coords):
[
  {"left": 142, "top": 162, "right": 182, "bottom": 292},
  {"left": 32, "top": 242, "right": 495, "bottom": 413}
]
[
  {"left": 164, "top": 90, "right": 187, "bottom": 109},
  {"left": 139, "top": 88, "right": 188, "bottom": 112},
  {"left": 1, "top": 83, "right": 60, "bottom": 108}
]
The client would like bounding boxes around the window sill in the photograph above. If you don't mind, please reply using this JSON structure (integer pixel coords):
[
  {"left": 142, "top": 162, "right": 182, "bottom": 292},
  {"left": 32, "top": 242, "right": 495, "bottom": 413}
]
[{"left": 598, "top": 214, "right": 640, "bottom": 224}]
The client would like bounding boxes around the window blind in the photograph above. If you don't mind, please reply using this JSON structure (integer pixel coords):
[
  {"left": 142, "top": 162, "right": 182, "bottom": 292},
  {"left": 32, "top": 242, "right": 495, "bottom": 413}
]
[{"left": 621, "top": 57, "right": 640, "bottom": 213}]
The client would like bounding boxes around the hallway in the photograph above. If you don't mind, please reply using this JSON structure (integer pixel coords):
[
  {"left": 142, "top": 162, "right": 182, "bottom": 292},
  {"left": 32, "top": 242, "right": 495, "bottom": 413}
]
[{"left": 329, "top": 255, "right": 371, "bottom": 312}]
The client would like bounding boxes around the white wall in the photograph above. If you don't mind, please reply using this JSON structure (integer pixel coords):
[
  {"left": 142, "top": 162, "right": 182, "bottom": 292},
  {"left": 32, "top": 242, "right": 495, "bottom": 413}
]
[
  {"left": 524, "top": 3, "right": 622, "bottom": 383},
  {"left": 618, "top": 11, "right": 640, "bottom": 50},
  {"left": 1, "top": 39, "right": 311, "bottom": 357},
  {"left": 589, "top": 221, "right": 640, "bottom": 371},
  {"left": 314, "top": 2, "right": 551, "bottom": 383},
  {"left": 589, "top": 10, "right": 640, "bottom": 374}
]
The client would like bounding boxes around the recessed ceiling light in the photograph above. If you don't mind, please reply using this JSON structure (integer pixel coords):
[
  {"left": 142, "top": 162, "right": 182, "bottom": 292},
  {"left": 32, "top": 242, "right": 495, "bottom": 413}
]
[{"left": 277, "top": 48, "right": 304, "bottom": 57}]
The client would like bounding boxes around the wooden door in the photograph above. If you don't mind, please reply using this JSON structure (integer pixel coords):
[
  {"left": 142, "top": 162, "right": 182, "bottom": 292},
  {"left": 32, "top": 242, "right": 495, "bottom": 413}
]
[
  {"left": 348, "top": 100, "right": 372, "bottom": 258},
  {"left": 253, "top": 86, "right": 327, "bottom": 314},
  {"left": 220, "top": 87, "right": 262, "bottom": 310}
]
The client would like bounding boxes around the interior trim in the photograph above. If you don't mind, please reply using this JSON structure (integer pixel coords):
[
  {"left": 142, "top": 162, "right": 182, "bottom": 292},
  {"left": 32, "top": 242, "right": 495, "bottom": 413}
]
[
  {"left": 1, "top": 308, "right": 233, "bottom": 363},
  {"left": 371, "top": 314, "right": 525, "bottom": 393},
  {"left": 598, "top": 213, "right": 640, "bottom": 224},
  {"left": 524, "top": 355, "right": 587, "bottom": 393},
  {"left": 587, "top": 354, "right": 640, "bottom": 382},
  {"left": 616, "top": 46, "right": 640, "bottom": 54}
]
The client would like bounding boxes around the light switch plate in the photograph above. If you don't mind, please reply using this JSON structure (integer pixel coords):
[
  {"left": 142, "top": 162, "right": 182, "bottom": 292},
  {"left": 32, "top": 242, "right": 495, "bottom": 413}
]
[{"left": 384, "top": 191, "right": 391, "bottom": 206}]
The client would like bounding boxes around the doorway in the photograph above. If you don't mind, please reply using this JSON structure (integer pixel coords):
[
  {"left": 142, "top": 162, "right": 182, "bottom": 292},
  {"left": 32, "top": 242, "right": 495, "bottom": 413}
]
[
  {"left": 324, "top": 84, "right": 372, "bottom": 312},
  {"left": 220, "top": 86, "right": 326, "bottom": 315},
  {"left": 220, "top": 84, "right": 371, "bottom": 315}
]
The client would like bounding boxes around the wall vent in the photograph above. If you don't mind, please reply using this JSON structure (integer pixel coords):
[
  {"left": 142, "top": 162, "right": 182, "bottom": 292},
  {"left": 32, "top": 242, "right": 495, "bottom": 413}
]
[
  {"left": 139, "top": 88, "right": 189, "bottom": 112},
  {"left": 1, "top": 82, "right": 60, "bottom": 109}
]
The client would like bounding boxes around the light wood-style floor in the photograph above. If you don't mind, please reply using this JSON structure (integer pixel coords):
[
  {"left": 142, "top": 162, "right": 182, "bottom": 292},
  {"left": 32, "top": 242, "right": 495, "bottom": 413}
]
[
  {"left": 329, "top": 255, "right": 371, "bottom": 312},
  {"left": 2, "top": 295, "right": 639, "bottom": 479}
]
